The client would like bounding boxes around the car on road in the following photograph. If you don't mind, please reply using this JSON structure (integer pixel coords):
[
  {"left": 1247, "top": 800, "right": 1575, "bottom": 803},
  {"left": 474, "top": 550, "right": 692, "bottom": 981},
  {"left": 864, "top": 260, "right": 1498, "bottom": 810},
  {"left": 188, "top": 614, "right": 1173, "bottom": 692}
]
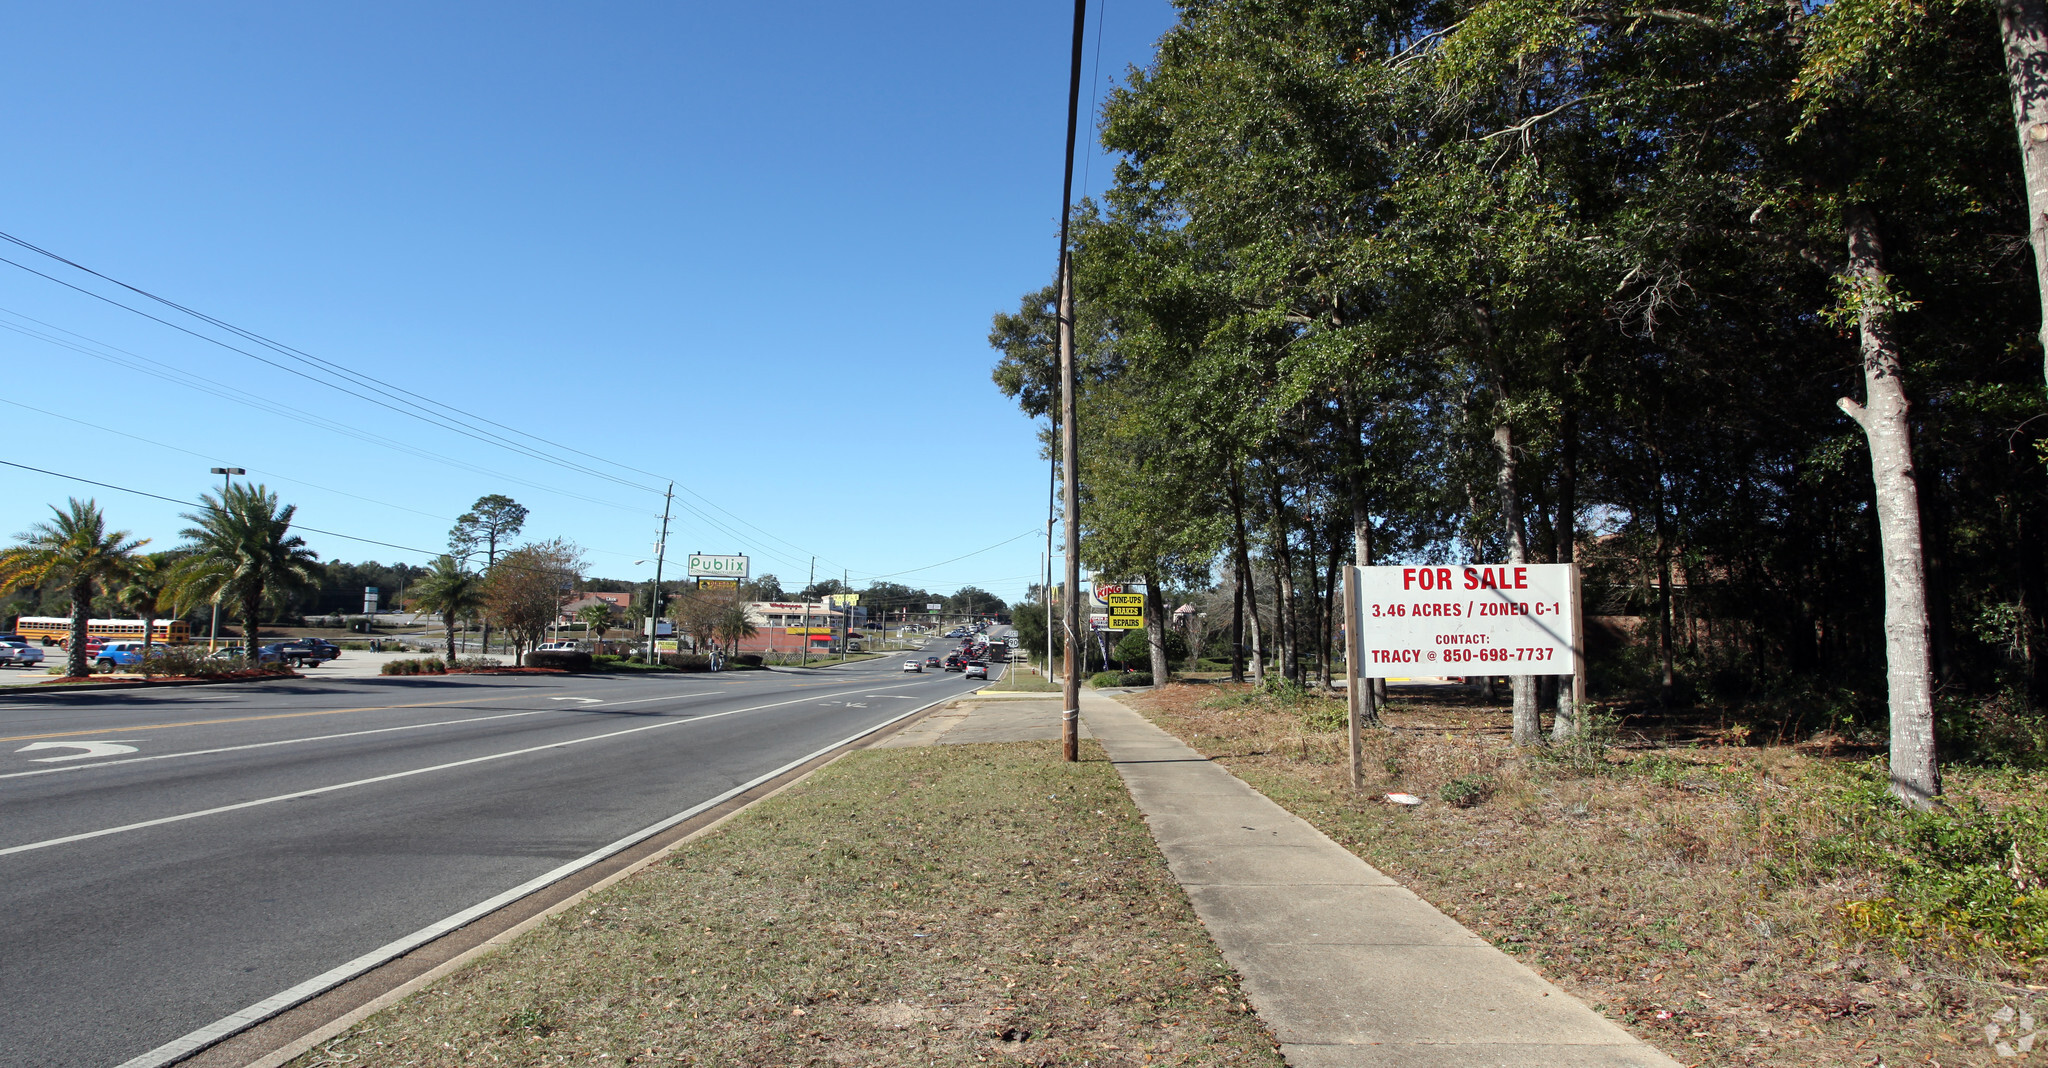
[
  {"left": 943, "top": 655, "right": 962, "bottom": 671},
  {"left": 963, "top": 662, "right": 989, "bottom": 680},
  {"left": 0, "top": 640, "right": 45, "bottom": 668},
  {"left": 925, "top": 655, "right": 941, "bottom": 668},
  {"left": 902, "top": 659, "right": 922, "bottom": 672}
]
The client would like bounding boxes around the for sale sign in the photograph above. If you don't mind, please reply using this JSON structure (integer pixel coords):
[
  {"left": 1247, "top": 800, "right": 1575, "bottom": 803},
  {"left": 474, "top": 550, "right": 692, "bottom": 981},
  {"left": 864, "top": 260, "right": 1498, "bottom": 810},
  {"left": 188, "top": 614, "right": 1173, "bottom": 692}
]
[{"left": 1346, "top": 564, "right": 1579, "bottom": 679}]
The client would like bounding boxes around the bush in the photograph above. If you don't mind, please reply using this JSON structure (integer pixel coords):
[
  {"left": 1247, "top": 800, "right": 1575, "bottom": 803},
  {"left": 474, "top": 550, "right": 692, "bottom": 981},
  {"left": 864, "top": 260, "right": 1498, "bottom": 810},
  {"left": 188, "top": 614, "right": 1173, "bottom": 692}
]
[
  {"left": 524, "top": 650, "right": 593, "bottom": 671},
  {"left": 1089, "top": 671, "right": 1124, "bottom": 688},
  {"left": 380, "top": 657, "right": 447, "bottom": 675},
  {"left": 657, "top": 653, "right": 712, "bottom": 671},
  {"left": 1111, "top": 628, "right": 1188, "bottom": 669},
  {"left": 1117, "top": 671, "right": 1154, "bottom": 687},
  {"left": 452, "top": 656, "right": 502, "bottom": 670},
  {"left": 733, "top": 654, "right": 763, "bottom": 668},
  {"left": 148, "top": 646, "right": 234, "bottom": 678},
  {"left": 1439, "top": 774, "right": 1495, "bottom": 808},
  {"left": 1299, "top": 700, "right": 1347, "bottom": 732}
]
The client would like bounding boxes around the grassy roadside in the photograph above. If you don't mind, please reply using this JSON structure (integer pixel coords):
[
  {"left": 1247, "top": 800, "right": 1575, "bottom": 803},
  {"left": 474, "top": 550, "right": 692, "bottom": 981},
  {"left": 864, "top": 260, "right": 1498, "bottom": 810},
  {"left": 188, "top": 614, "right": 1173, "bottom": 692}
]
[
  {"left": 290, "top": 740, "right": 1283, "bottom": 1067},
  {"left": 1129, "top": 682, "right": 2045, "bottom": 1068}
]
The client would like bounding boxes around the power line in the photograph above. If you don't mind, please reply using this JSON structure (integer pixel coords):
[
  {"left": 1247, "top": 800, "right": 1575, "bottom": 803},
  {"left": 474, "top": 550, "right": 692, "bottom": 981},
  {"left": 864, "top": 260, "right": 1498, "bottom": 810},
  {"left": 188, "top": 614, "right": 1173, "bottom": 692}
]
[{"left": 0, "top": 230, "right": 847, "bottom": 571}]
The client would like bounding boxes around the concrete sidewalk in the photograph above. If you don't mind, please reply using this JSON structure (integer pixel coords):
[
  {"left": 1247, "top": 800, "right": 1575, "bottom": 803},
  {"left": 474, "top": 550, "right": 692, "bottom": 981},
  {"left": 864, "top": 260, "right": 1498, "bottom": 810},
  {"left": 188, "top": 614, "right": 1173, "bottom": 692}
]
[{"left": 1080, "top": 689, "right": 1681, "bottom": 1068}]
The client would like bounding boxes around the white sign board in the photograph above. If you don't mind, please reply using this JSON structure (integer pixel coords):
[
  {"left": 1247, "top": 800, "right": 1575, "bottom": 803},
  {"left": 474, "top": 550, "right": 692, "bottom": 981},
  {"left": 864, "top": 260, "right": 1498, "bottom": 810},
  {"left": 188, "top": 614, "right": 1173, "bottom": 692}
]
[
  {"left": 1347, "top": 564, "right": 1578, "bottom": 679},
  {"left": 686, "top": 554, "right": 749, "bottom": 580}
]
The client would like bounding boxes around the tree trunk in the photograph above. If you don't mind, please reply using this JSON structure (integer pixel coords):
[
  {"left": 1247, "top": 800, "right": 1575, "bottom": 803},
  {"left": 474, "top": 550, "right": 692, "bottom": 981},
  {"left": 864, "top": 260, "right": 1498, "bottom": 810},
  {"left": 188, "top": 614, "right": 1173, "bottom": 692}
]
[
  {"left": 1230, "top": 568, "right": 1245, "bottom": 683},
  {"left": 141, "top": 611, "right": 156, "bottom": 678},
  {"left": 1230, "top": 469, "right": 1265, "bottom": 685},
  {"left": 1999, "top": 0, "right": 2048, "bottom": 387},
  {"left": 1657, "top": 525, "right": 1677, "bottom": 705},
  {"left": 242, "top": 588, "right": 263, "bottom": 659},
  {"left": 1319, "top": 535, "right": 1340, "bottom": 689},
  {"left": 1836, "top": 203, "right": 1941, "bottom": 809},
  {"left": 445, "top": 614, "right": 458, "bottom": 663},
  {"left": 1495, "top": 421, "right": 1540, "bottom": 745},
  {"left": 1144, "top": 572, "right": 1170, "bottom": 686},
  {"left": 1266, "top": 479, "right": 1299, "bottom": 684},
  {"left": 1552, "top": 403, "right": 1581, "bottom": 742},
  {"left": 66, "top": 583, "right": 89, "bottom": 677}
]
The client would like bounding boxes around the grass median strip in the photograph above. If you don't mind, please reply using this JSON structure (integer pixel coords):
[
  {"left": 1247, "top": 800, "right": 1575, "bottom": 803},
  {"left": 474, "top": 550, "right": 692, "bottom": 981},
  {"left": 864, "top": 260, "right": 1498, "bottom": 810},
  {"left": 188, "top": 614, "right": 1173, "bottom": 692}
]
[{"left": 292, "top": 739, "right": 1283, "bottom": 1067}]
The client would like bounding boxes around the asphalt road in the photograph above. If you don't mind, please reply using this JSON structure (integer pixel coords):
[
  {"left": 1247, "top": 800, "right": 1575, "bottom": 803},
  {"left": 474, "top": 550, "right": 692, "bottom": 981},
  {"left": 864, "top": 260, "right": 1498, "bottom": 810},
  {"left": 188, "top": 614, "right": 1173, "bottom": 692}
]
[{"left": 0, "top": 651, "right": 994, "bottom": 1067}]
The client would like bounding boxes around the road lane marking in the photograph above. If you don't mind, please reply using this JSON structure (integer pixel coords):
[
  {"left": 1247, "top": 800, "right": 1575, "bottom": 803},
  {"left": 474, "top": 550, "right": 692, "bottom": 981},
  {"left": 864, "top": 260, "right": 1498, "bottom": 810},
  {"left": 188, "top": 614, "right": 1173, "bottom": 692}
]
[
  {"left": 548, "top": 697, "right": 603, "bottom": 704},
  {"left": 110, "top": 685, "right": 955, "bottom": 1068},
  {"left": 0, "top": 685, "right": 677, "bottom": 744},
  {"left": 0, "top": 679, "right": 925, "bottom": 858},
  {"left": 16, "top": 740, "right": 140, "bottom": 761},
  {"left": 0, "top": 710, "right": 560, "bottom": 781}
]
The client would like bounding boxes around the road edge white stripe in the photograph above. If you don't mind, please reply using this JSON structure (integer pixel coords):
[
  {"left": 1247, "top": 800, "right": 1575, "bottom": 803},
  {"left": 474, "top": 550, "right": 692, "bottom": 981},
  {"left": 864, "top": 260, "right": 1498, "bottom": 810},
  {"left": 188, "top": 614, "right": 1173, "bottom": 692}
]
[{"left": 108, "top": 683, "right": 962, "bottom": 1068}]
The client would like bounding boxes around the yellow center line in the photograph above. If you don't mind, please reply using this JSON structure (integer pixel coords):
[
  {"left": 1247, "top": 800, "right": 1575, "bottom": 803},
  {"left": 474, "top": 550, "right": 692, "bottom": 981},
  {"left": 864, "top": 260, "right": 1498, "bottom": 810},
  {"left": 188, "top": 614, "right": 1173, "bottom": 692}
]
[{"left": 0, "top": 692, "right": 565, "bottom": 744}]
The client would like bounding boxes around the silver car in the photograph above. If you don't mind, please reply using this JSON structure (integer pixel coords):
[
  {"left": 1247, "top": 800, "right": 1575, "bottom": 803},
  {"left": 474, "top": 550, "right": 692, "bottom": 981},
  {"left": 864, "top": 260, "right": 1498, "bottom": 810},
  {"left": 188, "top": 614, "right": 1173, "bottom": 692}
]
[{"left": 0, "top": 640, "right": 46, "bottom": 668}]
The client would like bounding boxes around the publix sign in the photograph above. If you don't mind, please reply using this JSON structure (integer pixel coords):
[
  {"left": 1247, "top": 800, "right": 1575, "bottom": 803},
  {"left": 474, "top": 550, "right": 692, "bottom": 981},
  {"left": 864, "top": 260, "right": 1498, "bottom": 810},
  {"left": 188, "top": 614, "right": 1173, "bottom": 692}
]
[{"left": 686, "top": 554, "right": 750, "bottom": 580}]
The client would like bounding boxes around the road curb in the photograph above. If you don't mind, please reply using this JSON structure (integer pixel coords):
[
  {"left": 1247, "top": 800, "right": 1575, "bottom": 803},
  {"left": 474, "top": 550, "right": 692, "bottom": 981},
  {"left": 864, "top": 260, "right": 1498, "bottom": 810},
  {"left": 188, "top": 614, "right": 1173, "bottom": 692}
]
[
  {"left": 1, "top": 672, "right": 306, "bottom": 695},
  {"left": 147, "top": 685, "right": 963, "bottom": 1068}
]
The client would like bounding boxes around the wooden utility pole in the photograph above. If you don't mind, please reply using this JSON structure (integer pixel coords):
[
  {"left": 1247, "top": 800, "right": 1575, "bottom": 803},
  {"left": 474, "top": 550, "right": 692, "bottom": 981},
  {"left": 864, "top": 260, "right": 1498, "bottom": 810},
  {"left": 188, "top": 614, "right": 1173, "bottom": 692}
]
[{"left": 1056, "top": 0, "right": 1088, "bottom": 762}]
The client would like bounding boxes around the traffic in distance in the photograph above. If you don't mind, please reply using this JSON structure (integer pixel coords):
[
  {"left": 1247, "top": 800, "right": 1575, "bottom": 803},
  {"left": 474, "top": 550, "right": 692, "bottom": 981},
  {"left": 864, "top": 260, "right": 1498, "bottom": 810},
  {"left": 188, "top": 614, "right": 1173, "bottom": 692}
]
[{"left": 909, "top": 620, "right": 1010, "bottom": 681}]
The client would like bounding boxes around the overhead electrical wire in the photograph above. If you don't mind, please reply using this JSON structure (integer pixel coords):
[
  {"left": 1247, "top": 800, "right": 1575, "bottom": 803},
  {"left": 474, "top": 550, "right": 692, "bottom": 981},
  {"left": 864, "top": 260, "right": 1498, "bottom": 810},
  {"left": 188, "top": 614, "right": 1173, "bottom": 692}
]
[{"left": 0, "top": 230, "right": 847, "bottom": 572}]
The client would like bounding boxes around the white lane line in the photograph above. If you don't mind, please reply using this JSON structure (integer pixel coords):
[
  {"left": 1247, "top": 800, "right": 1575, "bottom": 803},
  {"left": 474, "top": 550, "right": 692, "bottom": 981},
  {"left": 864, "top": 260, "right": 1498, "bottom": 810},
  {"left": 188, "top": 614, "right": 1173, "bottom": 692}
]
[
  {"left": 0, "top": 709, "right": 557, "bottom": 781},
  {"left": 0, "top": 680, "right": 920, "bottom": 858},
  {"left": 110, "top": 686, "right": 952, "bottom": 1068}
]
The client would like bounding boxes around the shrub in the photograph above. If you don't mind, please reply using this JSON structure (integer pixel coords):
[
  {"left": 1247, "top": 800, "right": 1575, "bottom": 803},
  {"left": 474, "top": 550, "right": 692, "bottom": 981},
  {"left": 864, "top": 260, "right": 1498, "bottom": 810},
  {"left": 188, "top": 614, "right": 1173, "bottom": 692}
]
[
  {"left": 380, "top": 657, "right": 448, "bottom": 675},
  {"left": 523, "top": 650, "right": 592, "bottom": 671},
  {"left": 1299, "top": 700, "right": 1348, "bottom": 732},
  {"left": 452, "top": 656, "right": 503, "bottom": 670},
  {"left": 1089, "top": 671, "right": 1123, "bottom": 688},
  {"left": 1439, "top": 774, "right": 1495, "bottom": 808},
  {"left": 657, "top": 653, "right": 713, "bottom": 671},
  {"left": 1116, "top": 671, "right": 1154, "bottom": 687},
  {"left": 733, "top": 654, "right": 763, "bottom": 668}
]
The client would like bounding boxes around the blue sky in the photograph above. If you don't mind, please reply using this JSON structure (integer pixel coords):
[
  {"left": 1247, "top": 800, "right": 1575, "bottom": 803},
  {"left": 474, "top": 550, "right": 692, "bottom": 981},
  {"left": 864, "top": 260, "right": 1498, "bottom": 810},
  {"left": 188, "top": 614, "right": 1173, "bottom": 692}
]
[{"left": 0, "top": 1, "right": 1176, "bottom": 606}]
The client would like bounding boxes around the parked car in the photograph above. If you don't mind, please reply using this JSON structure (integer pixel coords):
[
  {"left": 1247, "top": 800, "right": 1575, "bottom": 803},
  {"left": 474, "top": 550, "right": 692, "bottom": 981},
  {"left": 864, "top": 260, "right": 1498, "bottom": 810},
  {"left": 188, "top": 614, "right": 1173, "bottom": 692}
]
[
  {"left": 94, "top": 640, "right": 171, "bottom": 672},
  {"left": 963, "top": 662, "right": 989, "bottom": 680},
  {"left": 270, "top": 639, "right": 339, "bottom": 668},
  {"left": 210, "top": 645, "right": 282, "bottom": 665},
  {"left": 902, "top": 659, "right": 923, "bottom": 673},
  {"left": 0, "top": 640, "right": 45, "bottom": 668}
]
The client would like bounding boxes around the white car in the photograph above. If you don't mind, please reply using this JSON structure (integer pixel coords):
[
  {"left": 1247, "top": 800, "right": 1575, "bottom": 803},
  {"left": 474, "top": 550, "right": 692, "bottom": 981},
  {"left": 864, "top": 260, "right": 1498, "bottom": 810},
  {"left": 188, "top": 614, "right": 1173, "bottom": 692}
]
[
  {"left": 902, "top": 659, "right": 923, "bottom": 673},
  {"left": 963, "top": 662, "right": 989, "bottom": 680}
]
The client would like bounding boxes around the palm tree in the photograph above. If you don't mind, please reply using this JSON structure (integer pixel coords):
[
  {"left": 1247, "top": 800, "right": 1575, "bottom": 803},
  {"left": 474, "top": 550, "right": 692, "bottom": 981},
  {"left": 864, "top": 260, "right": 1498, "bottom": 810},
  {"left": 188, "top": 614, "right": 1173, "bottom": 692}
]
[
  {"left": 166, "top": 484, "right": 322, "bottom": 654},
  {"left": 577, "top": 602, "right": 613, "bottom": 645},
  {"left": 0, "top": 499, "right": 146, "bottom": 677},
  {"left": 715, "top": 602, "right": 757, "bottom": 657},
  {"left": 411, "top": 554, "right": 485, "bottom": 662},
  {"left": 118, "top": 551, "right": 178, "bottom": 677}
]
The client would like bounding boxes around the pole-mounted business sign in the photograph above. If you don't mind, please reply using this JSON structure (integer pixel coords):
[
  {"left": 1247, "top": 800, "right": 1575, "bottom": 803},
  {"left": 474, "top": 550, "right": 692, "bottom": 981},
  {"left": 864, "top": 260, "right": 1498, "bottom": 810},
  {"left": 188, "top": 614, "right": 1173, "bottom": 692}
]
[
  {"left": 1105, "top": 591, "right": 1145, "bottom": 628},
  {"left": 1346, "top": 564, "right": 1580, "bottom": 679},
  {"left": 686, "top": 554, "right": 749, "bottom": 580}
]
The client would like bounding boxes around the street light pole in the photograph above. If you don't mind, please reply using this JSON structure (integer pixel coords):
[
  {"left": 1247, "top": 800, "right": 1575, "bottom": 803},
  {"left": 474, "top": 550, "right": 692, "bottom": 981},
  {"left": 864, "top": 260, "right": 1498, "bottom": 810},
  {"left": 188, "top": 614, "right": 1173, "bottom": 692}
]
[{"left": 206, "top": 466, "right": 245, "bottom": 652}]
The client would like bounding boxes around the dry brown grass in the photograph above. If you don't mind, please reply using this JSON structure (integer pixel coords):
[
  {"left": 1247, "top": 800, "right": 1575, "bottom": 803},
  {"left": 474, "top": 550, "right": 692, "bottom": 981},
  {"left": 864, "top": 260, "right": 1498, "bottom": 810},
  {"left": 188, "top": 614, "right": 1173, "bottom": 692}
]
[
  {"left": 1131, "top": 681, "right": 2048, "bottom": 1068},
  {"left": 288, "top": 740, "right": 1284, "bottom": 1068}
]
